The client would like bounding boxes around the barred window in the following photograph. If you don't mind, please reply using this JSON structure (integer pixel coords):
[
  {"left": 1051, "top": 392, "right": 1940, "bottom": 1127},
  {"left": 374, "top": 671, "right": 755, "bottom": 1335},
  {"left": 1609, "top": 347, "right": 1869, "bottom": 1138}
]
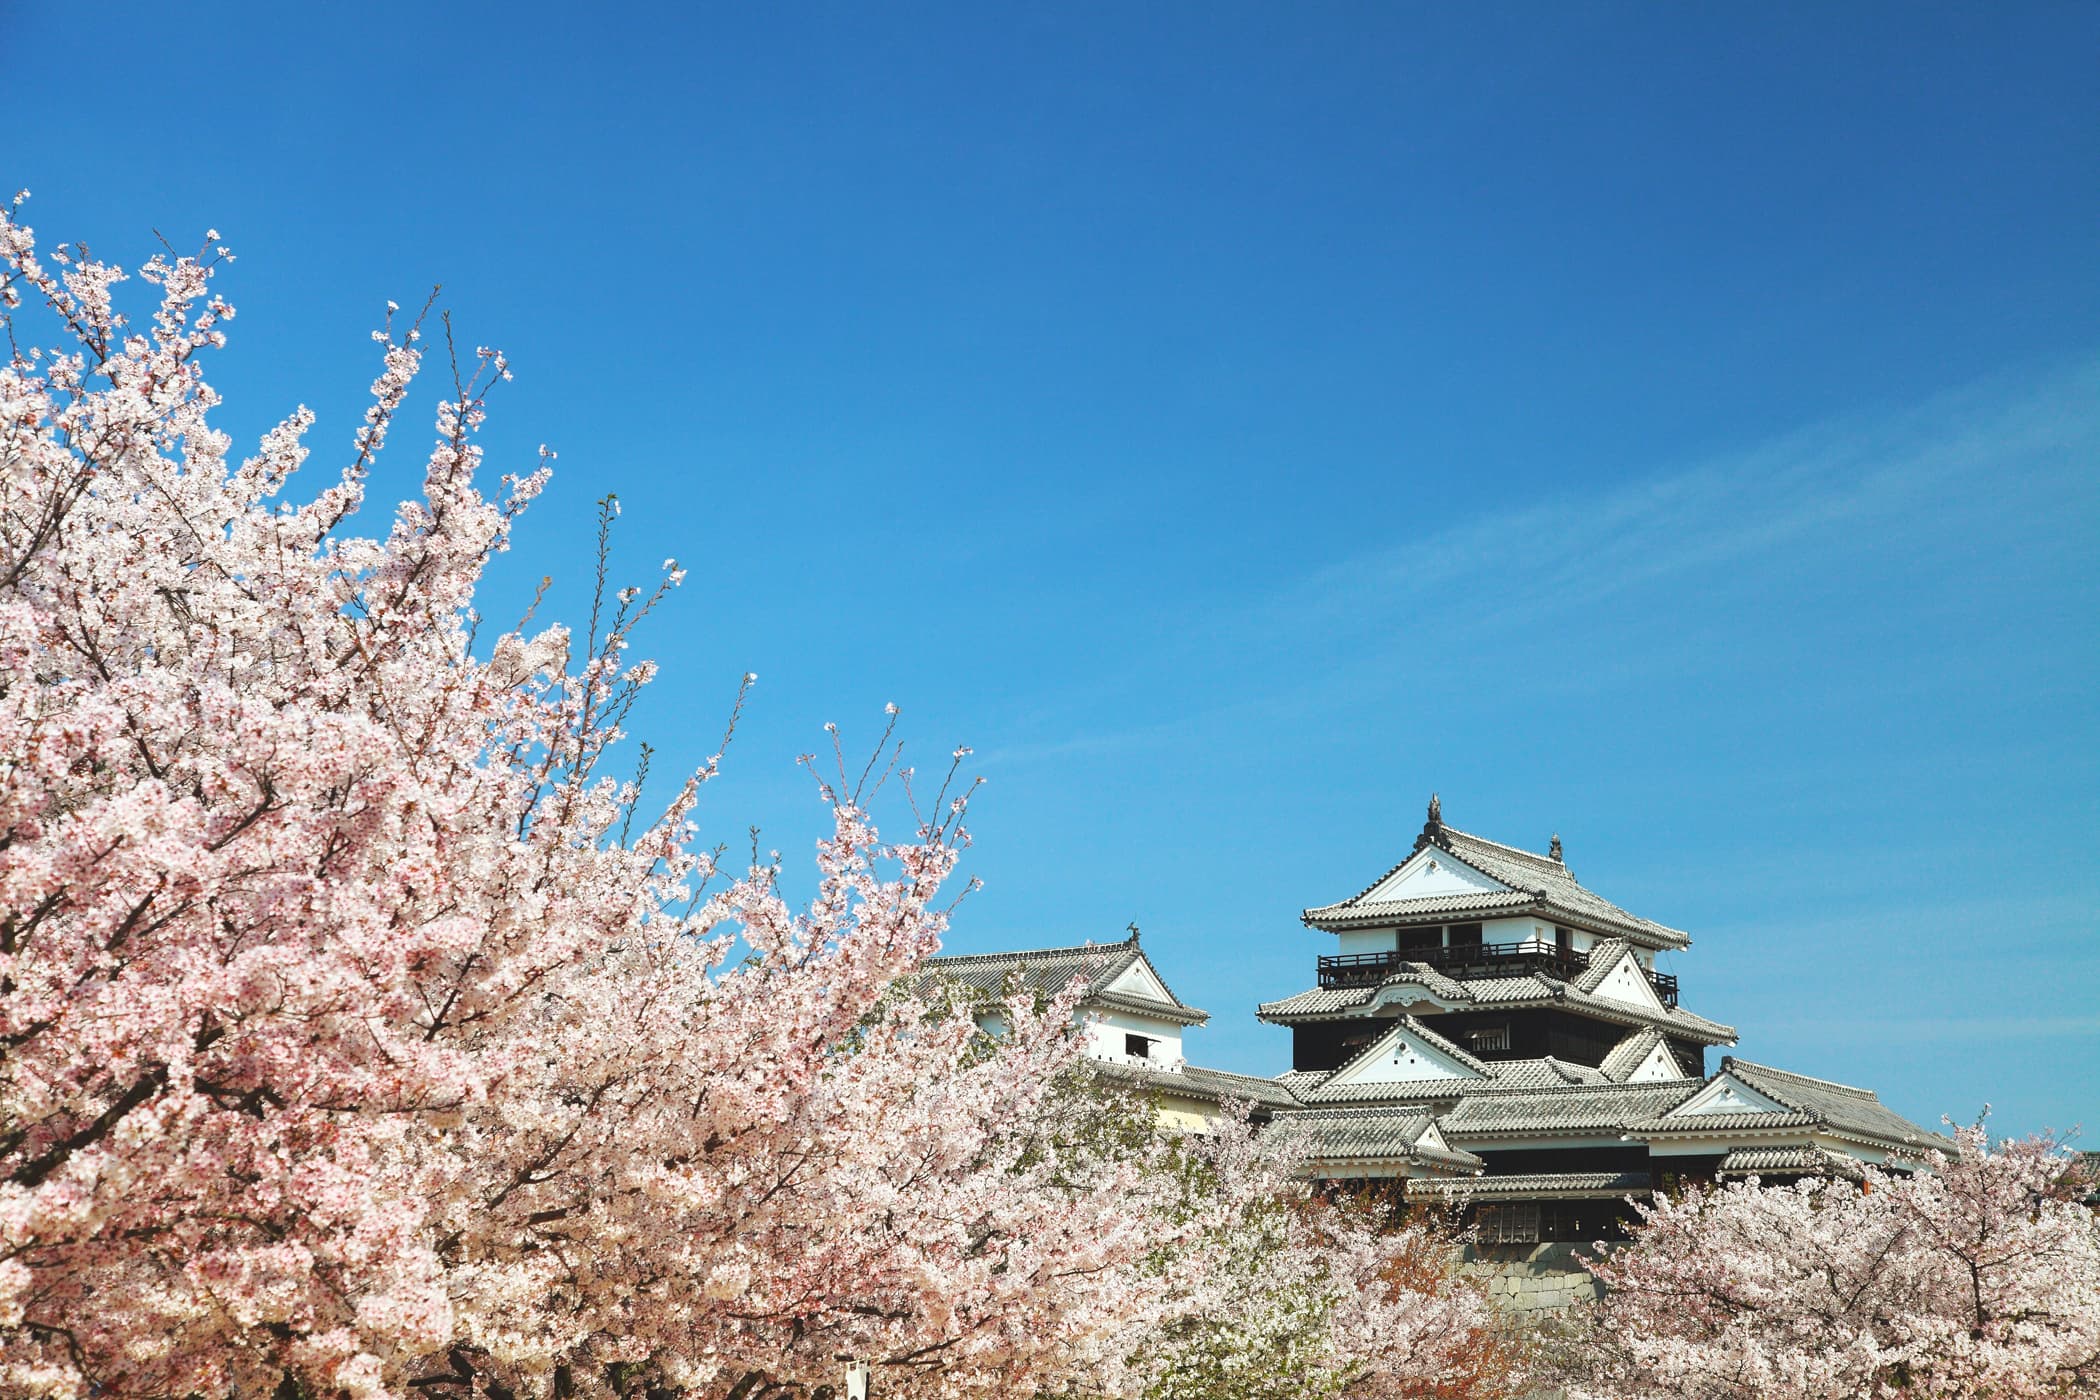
[
  {"left": 1477, "top": 1203, "right": 1540, "bottom": 1245},
  {"left": 1468, "top": 1024, "right": 1512, "bottom": 1053}
]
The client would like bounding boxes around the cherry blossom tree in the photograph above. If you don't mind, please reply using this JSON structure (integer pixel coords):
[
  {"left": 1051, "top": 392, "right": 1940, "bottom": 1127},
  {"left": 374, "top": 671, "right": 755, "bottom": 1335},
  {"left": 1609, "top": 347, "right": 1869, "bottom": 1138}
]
[
  {"left": 1132, "top": 1131, "right": 1524, "bottom": 1400},
  {"left": 1550, "top": 1126, "right": 2100, "bottom": 1400},
  {"left": 0, "top": 199, "right": 1514, "bottom": 1400}
]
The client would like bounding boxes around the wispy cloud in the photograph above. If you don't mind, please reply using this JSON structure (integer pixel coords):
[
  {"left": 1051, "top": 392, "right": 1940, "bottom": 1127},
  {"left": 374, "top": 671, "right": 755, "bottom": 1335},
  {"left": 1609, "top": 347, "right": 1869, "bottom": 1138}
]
[
  {"left": 989, "top": 358, "right": 2100, "bottom": 762},
  {"left": 1252, "top": 360, "right": 2098, "bottom": 657}
]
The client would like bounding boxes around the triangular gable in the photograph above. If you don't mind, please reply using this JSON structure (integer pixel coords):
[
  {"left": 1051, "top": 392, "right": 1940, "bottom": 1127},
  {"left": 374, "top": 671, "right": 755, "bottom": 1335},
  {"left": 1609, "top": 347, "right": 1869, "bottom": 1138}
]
[
  {"left": 1357, "top": 846, "right": 1511, "bottom": 904},
  {"left": 1626, "top": 1039, "right": 1686, "bottom": 1083},
  {"left": 1668, "top": 1072, "right": 1795, "bottom": 1118},
  {"left": 1587, "top": 945, "right": 1666, "bottom": 1012},
  {"left": 1103, "top": 953, "right": 1176, "bottom": 1006},
  {"left": 1324, "top": 1021, "right": 1490, "bottom": 1090},
  {"left": 1419, "top": 1119, "right": 1452, "bottom": 1154}
]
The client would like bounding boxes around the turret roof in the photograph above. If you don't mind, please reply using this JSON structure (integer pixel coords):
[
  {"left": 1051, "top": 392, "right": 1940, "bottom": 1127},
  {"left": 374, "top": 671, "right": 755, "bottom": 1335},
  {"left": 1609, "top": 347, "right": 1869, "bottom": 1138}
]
[
  {"left": 1088, "top": 1059, "right": 1303, "bottom": 1110},
  {"left": 1303, "top": 796, "right": 1692, "bottom": 950},
  {"left": 1406, "top": 1171, "right": 1652, "bottom": 1202},
  {"left": 922, "top": 934, "right": 1209, "bottom": 1025},
  {"left": 1628, "top": 1057, "right": 1945, "bottom": 1156},
  {"left": 1438, "top": 1080, "right": 1706, "bottom": 1138},
  {"left": 1256, "top": 966, "right": 1737, "bottom": 1045},
  {"left": 1272, "top": 1106, "right": 1484, "bottom": 1175}
]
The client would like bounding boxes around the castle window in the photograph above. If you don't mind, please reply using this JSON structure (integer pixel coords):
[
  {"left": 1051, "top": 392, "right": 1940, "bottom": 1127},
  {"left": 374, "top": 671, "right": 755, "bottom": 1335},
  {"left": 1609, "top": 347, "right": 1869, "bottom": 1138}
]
[
  {"left": 1478, "top": 1203, "right": 1540, "bottom": 1245},
  {"left": 1468, "top": 1024, "right": 1511, "bottom": 1054},
  {"left": 1397, "top": 925, "right": 1441, "bottom": 957},
  {"left": 1124, "top": 1033, "right": 1154, "bottom": 1060}
]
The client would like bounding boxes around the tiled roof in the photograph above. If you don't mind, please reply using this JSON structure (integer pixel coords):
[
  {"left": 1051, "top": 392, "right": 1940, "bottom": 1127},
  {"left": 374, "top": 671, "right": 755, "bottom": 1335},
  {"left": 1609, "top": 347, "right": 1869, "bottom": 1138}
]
[
  {"left": 922, "top": 938, "right": 1209, "bottom": 1024},
  {"left": 1716, "top": 1146, "right": 1863, "bottom": 1179},
  {"left": 1572, "top": 939, "right": 1634, "bottom": 995},
  {"left": 1283, "top": 1054, "right": 1615, "bottom": 1106},
  {"left": 1292, "top": 1017, "right": 1489, "bottom": 1104},
  {"left": 1258, "top": 985, "right": 1382, "bottom": 1019},
  {"left": 1087, "top": 990, "right": 1210, "bottom": 1026},
  {"left": 1407, "top": 1171, "right": 1651, "bottom": 1201},
  {"left": 1317, "top": 890, "right": 1537, "bottom": 920},
  {"left": 1298, "top": 1078, "right": 1461, "bottom": 1105},
  {"left": 1359, "top": 1015, "right": 1492, "bottom": 1075},
  {"left": 1304, "top": 805, "right": 1692, "bottom": 950},
  {"left": 1631, "top": 1058, "right": 1941, "bottom": 1154},
  {"left": 1256, "top": 970, "right": 1737, "bottom": 1045},
  {"left": 1486, "top": 1057, "right": 1610, "bottom": 1089},
  {"left": 1273, "top": 1107, "right": 1483, "bottom": 1174},
  {"left": 1090, "top": 1060, "right": 1304, "bottom": 1110},
  {"left": 1596, "top": 1028, "right": 1695, "bottom": 1083},
  {"left": 1440, "top": 1081, "right": 1704, "bottom": 1138}
]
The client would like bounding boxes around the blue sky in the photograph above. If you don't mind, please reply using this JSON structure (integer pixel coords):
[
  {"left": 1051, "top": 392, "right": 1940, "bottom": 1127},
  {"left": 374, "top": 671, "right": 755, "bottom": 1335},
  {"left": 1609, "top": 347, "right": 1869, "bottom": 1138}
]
[{"left": 8, "top": 3, "right": 2096, "bottom": 1135}]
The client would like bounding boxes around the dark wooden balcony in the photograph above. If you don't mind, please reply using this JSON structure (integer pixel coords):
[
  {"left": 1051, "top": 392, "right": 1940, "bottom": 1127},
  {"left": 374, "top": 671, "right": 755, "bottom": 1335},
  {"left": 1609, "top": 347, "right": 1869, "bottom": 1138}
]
[{"left": 1317, "top": 942, "right": 1679, "bottom": 1007}]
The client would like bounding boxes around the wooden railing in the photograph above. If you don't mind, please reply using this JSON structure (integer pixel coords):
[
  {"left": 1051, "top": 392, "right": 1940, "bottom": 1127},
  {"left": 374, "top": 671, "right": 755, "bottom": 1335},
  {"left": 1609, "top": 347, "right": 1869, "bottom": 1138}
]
[{"left": 1317, "top": 942, "right": 1678, "bottom": 1007}]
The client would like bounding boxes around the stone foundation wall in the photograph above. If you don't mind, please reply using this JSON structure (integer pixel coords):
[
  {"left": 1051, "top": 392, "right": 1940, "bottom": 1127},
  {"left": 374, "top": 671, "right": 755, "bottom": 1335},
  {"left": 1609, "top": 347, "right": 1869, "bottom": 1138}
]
[{"left": 1461, "top": 1242, "right": 1605, "bottom": 1313}]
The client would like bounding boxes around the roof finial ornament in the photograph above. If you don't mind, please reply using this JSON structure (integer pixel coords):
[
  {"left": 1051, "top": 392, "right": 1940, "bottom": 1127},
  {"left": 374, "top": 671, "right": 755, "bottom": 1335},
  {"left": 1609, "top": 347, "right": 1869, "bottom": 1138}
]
[
  {"left": 1413, "top": 792, "right": 1447, "bottom": 854},
  {"left": 1126, "top": 921, "right": 1141, "bottom": 944},
  {"left": 1550, "top": 833, "right": 1564, "bottom": 864}
]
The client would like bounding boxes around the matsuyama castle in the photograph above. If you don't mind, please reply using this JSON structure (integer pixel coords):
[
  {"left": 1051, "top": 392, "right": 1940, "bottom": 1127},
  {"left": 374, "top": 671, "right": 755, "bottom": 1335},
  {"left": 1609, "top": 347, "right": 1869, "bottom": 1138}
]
[{"left": 929, "top": 796, "right": 1943, "bottom": 1250}]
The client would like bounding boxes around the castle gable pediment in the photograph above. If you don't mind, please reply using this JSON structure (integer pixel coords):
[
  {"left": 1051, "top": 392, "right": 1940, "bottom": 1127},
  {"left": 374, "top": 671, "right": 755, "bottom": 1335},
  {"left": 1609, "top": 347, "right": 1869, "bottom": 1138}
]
[
  {"left": 1320, "top": 1018, "right": 1492, "bottom": 1091},
  {"left": 1667, "top": 1073, "right": 1795, "bottom": 1118},
  {"left": 1356, "top": 847, "right": 1511, "bottom": 906}
]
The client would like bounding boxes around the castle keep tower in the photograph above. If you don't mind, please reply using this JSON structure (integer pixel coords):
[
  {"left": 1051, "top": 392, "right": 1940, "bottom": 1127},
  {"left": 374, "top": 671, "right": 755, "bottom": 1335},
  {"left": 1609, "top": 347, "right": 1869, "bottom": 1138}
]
[
  {"left": 1258, "top": 796, "right": 1942, "bottom": 1245},
  {"left": 1268, "top": 793, "right": 1732, "bottom": 1080}
]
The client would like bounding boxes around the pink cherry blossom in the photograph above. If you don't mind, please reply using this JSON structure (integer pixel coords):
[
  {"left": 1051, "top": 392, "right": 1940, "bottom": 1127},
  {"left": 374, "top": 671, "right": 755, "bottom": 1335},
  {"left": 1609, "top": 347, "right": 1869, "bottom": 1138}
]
[
  {"left": 0, "top": 201, "right": 1515, "bottom": 1400},
  {"left": 1550, "top": 1124, "right": 2100, "bottom": 1399}
]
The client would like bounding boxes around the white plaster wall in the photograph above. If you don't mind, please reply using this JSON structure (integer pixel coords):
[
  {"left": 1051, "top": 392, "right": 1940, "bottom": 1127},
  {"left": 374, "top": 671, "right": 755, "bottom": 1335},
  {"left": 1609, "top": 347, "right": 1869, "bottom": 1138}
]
[
  {"left": 1361, "top": 849, "right": 1506, "bottom": 902},
  {"left": 1593, "top": 951, "right": 1664, "bottom": 1010},
  {"left": 1104, "top": 958, "right": 1172, "bottom": 1003},
  {"left": 1671, "top": 1075, "right": 1790, "bottom": 1117},
  {"left": 1329, "top": 1025, "right": 1478, "bottom": 1085},
  {"left": 1083, "top": 1009, "right": 1184, "bottom": 1065},
  {"left": 1337, "top": 928, "right": 1400, "bottom": 956},
  {"left": 1627, "top": 1041, "right": 1683, "bottom": 1082},
  {"left": 1152, "top": 1096, "right": 1219, "bottom": 1134},
  {"left": 1813, "top": 1136, "right": 1891, "bottom": 1165},
  {"left": 1483, "top": 916, "right": 1538, "bottom": 948}
]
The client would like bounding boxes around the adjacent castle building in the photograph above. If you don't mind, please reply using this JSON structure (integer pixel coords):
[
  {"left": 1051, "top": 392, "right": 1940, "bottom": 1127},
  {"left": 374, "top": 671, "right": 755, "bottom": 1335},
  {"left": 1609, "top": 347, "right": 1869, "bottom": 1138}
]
[{"left": 929, "top": 796, "right": 1944, "bottom": 1254}]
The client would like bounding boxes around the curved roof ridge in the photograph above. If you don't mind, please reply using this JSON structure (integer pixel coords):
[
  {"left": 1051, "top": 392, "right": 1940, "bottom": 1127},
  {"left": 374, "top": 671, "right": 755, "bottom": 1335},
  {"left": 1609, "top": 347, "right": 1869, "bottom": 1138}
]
[
  {"left": 1301, "top": 800, "right": 1693, "bottom": 949},
  {"left": 1725, "top": 1057, "right": 1882, "bottom": 1101},
  {"left": 1573, "top": 937, "right": 1635, "bottom": 994},
  {"left": 1441, "top": 825, "right": 1564, "bottom": 878},
  {"left": 925, "top": 940, "right": 1127, "bottom": 967},
  {"left": 1446, "top": 1076, "right": 1678, "bottom": 1098},
  {"left": 1285, "top": 1103, "right": 1436, "bottom": 1122},
  {"left": 1321, "top": 1014, "right": 1493, "bottom": 1083}
]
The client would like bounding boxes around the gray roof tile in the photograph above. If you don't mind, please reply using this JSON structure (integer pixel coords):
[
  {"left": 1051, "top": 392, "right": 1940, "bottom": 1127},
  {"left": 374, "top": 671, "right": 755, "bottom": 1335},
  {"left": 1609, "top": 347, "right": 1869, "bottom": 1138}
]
[
  {"left": 922, "top": 938, "right": 1209, "bottom": 1024},
  {"left": 1257, "top": 970, "right": 1737, "bottom": 1045},
  {"left": 1407, "top": 1171, "right": 1651, "bottom": 1201},
  {"left": 1304, "top": 810, "right": 1692, "bottom": 950},
  {"left": 1272, "top": 1107, "right": 1483, "bottom": 1173},
  {"left": 1440, "top": 1081, "right": 1704, "bottom": 1138},
  {"left": 1486, "top": 1057, "right": 1611, "bottom": 1089},
  {"left": 1596, "top": 1028, "right": 1689, "bottom": 1083},
  {"left": 1090, "top": 1060, "right": 1304, "bottom": 1109},
  {"left": 1716, "top": 1146, "right": 1863, "bottom": 1178},
  {"left": 1628, "top": 1058, "right": 1943, "bottom": 1154},
  {"left": 1257, "top": 985, "right": 1375, "bottom": 1019}
]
